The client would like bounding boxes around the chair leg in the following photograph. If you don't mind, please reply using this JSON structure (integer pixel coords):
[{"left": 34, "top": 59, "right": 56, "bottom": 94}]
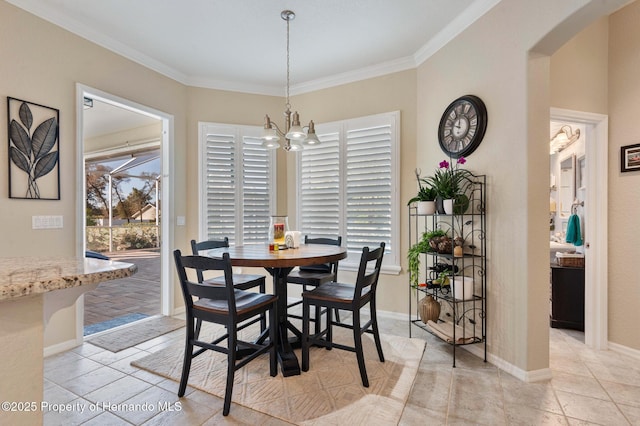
[
  {"left": 259, "top": 282, "right": 267, "bottom": 332},
  {"left": 334, "top": 308, "right": 341, "bottom": 323},
  {"left": 314, "top": 305, "right": 322, "bottom": 334},
  {"left": 194, "top": 318, "right": 202, "bottom": 340},
  {"left": 326, "top": 306, "right": 333, "bottom": 348},
  {"left": 178, "top": 317, "right": 194, "bottom": 397},
  {"left": 301, "top": 300, "right": 310, "bottom": 372},
  {"left": 268, "top": 305, "right": 277, "bottom": 377},
  {"left": 223, "top": 326, "right": 238, "bottom": 416},
  {"left": 370, "top": 300, "right": 385, "bottom": 362},
  {"left": 352, "top": 313, "right": 369, "bottom": 387}
]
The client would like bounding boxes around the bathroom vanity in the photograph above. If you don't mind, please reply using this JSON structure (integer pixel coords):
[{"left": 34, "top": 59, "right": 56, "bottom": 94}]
[{"left": 550, "top": 264, "right": 585, "bottom": 331}]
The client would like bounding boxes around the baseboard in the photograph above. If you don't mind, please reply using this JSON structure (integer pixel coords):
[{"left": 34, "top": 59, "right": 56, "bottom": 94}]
[
  {"left": 44, "top": 338, "right": 80, "bottom": 357},
  {"left": 609, "top": 341, "right": 640, "bottom": 360}
]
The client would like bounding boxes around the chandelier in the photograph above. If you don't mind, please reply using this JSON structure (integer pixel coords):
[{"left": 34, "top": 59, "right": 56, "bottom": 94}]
[{"left": 261, "top": 10, "right": 319, "bottom": 151}]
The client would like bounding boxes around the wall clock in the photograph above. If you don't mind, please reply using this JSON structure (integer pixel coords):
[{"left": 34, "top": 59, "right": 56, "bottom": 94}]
[{"left": 438, "top": 95, "right": 487, "bottom": 158}]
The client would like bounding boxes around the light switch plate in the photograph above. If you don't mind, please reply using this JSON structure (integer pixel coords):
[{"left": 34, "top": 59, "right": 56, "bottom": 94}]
[
  {"left": 176, "top": 216, "right": 186, "bottom": 226},
  {"left": 32, "top": 215, "right": 63, "bottom": 229}
]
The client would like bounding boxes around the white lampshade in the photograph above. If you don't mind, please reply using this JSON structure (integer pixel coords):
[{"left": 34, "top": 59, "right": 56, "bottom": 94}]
[
  {"left": 285, "top": 125, "right": 305, "bottom": 141},
  {"left": 261, "top": 137, "right": 281, "bottom": 149},
  {"left": 303, "top": 121, "right": 320, "bottom": 145},
  {"left": 286, "top": 140, "right": 303, "bottom": 151}
]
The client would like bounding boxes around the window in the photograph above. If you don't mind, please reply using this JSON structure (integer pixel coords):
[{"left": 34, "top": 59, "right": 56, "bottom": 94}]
[
  {"left": 296, "top": 112, "right": 400, "bottom": 273},
  {"left": 199, "top": 123, "right": 275, "bottom": 245}
]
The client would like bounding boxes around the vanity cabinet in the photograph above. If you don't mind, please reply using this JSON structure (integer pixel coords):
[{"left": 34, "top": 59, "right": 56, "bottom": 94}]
[
  {"left": 408, "top": 175, "right": 486, "bottom": 367},
  {"left": 550, "top": 265, "right": 585, "bottom": 331}
]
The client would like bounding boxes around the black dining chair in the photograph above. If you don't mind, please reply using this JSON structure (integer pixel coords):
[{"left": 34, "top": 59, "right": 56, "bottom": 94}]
[
  {"left": 191, "top": 238, "right": 267, "bottom": 335},
  {"left": 301, "top": 242, "right": 385, "bottom": 387},
  {"left": 173, "top": 250, "right": 277, "bottom": 416},
  {"left": 286, "top": 236, "right": 342, "bottom": 332}
]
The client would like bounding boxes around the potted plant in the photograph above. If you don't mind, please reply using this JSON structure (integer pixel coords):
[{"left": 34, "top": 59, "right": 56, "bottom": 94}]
[
  {"left": 407, "top": 229, "right": 447, "bottom": 288},
  {"left": 407, "top": 169, "right": 437, "bottom": 214},
  {"left": 426, "top": 157, "right": 473, "bottom": 214}
]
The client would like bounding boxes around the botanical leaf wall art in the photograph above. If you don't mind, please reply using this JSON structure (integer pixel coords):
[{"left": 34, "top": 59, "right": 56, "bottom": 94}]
[{"left": 7, "top": 97, "right": 60, "bottom": 199}]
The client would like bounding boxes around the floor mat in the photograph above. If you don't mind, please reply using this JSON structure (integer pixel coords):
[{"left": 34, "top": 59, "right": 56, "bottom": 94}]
[
  {"left": 83, "top": 313, "right": 149, "bottom": 336},
  {"left": 87, "top": 315, "right": 183, "bottom": 352}
]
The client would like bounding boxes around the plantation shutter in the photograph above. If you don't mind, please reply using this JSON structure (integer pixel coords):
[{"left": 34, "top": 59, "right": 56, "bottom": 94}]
[
  {"left": 296, "top": 112, "right": 399, "bottom": 271},
  {"left": 242, "top": 135, "right": 271, "bottom": 245},
  {"left": 201, "top": 123, "right": 273, "bottom": 246},
  {"left": 299, "top": 127, "right": 341, "bottom": 237},
  {"left": 204, "top": 127, "right": 237, "bottom": 243},
  {"left": 346, "top": 121, "right": 392, "bottom": 254}
]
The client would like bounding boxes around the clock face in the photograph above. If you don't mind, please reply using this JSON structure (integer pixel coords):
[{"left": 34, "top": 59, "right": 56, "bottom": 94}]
[{"left": 438, "top": 95, "right": 487, "bottom": 158}]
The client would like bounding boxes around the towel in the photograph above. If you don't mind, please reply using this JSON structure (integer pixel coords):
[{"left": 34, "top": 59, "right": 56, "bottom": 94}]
[{"left": 565, "top": 214, "right": 583, "bottom": 246}]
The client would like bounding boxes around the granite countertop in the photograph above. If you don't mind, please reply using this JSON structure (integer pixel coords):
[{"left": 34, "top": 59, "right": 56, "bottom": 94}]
[{"left": 0, "top": 257, "right": 137, "bottom": 301}]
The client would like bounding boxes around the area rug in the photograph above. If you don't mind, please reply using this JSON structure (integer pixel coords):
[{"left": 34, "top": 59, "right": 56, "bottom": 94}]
[
  {"left": 87, "top": 315, "right": 184, "bottom": 352},
  {"left": 131, "top": 323, "right": 426, "bottom": 425}
]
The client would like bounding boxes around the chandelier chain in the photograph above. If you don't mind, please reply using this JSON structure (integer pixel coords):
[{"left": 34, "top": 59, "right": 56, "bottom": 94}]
[{"left": 285, "top": 15, "right": 291, "bottom": 110}]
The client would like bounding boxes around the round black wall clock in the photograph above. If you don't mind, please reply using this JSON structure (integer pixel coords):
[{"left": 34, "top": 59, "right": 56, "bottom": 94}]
[{"left": 438, "top": 95, "right": 487, "bottom": 158}]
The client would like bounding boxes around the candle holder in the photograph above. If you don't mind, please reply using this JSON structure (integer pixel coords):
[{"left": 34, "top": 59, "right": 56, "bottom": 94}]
[{"left": 268, "top": 215, "right": 289, "bottom": 245}]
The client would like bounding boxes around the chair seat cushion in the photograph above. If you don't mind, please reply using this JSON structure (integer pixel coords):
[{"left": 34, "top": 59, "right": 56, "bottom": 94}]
[
  {"left": 302, "top": 282, "right": 370, "bottom": 303},
  {"left": 299, "top": 263, "right": 331, "bottom": 273},
  {"left": 194, "top": 290, "right": 276, "bottom": 316},
  {"left": 204, "top": 274, "right": 264, "bottom": 290},
  {"left": 287, "top": 269, "right": 334, "bottom": 286}
]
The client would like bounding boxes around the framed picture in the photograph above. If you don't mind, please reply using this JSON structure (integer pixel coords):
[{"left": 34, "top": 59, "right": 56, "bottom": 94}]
[
  {"left": 7, "top": 97, "right": 60, "bottom": 199},
  {"left": 621, "top": 143, "right": 640, "bottom": 173}
]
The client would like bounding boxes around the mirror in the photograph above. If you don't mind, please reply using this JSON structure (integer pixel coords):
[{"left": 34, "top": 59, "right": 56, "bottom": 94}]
[{"left": 559, "top": 154, "right": 575, "bottom": 218}]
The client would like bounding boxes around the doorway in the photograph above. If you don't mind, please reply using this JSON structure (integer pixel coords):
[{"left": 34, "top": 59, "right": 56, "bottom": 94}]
[
  {"left": 76, "top": 84, "right": 174, "bottom": 340},
  {"left": 550, "top": 107, "right": 608, "bottom": 350}
]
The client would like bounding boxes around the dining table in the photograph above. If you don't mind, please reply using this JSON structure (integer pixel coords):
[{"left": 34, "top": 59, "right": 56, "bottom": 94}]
[{"left": 204, "top": 243, "right": 347, "bottom": 377}]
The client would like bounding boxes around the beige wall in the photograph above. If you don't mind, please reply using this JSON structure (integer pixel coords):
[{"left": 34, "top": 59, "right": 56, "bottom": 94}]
[
  {"left": 0, "top": 1, "right": 188, "bottom": 347},
  {"left": 1, "top": 0, "right": 638, "bottom": 377},
  {"left": 415, "top": 0, "right": 630, "bottom": 373},
  {"left": 608, "top": 1, "right": 640, "bottom": 350}
]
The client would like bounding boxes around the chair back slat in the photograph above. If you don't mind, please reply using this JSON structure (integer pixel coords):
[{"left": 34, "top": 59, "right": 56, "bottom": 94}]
[
  {"left": 174, "top": 249, "right": 237, "bottom": 314},
  {"left": 353, "top": 242, "right": 385, "bottom": 300},
  {"left": 300, "top": 235, "right": 342, "bottom": 278},
  {"left": 190, "top": 238, "right": 230, "bottom": 282}
]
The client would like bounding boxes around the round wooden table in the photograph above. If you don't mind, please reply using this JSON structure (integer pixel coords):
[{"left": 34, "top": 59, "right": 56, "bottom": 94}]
[{"left": 204, "top": 244, "right": 347, "bottom": 376}]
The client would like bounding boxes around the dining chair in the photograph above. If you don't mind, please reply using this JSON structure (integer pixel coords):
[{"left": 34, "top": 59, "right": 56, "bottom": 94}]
[
  {"left": 173, "top": 250, "right": 277, "bottom": 416},
  {"left": 191, "top": 238, "right": 267, "bottom": 335},
  {"left": 301, "top": 242, "right": 385, "bottom": 387},
  {"left": 286, "top": 235, "right": 342, "bottom": 332}
]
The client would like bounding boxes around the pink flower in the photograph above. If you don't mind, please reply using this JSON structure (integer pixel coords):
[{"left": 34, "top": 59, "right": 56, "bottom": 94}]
[
  {"left": 439, "top": 160, "right": 449, "bottom": 169},
  {"left": 457, "top": 157, "right": 466, "bottom": 165}
]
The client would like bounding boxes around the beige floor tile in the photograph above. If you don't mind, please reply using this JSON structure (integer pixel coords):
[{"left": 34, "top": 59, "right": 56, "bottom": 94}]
[
  {"left": 81, "top": 411, "right": 133, "bottom": 425},
  {"left": 598, "top": 379, "right": 640, "bottom": 408},
  {"left": 551, "top": 370, "right": 611, "bottom": 400},
  {"left": 41, "top": 397, "right": 100, "bottom": 425},
  {"left": 107, "top": 385, "right": 179, "bottom": 424},
  {"left": 399, "top": 404, "right": 447, "bottom": 425},
  {"left": 58, "top": 366, "right": 127, "bottom": 397},
  {"left": 618, "top": 403, "right": 640, "bottom": 425},
  {"left": 555, "top": 389, "right": 630, "bottom": 425},
  {"left": 504, "top": 403, "right": 569, "bottom": 426},
  {"left": 83, "top": 376, "right": 152, "bottom": 405}
]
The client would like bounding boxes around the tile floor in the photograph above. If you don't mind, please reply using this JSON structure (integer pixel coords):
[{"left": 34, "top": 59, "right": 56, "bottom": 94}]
[{"left": 43, "top": 314, "right": 640, "bottom": 425}]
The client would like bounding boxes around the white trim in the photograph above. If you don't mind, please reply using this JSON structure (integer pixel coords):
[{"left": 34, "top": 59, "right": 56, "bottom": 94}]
[
  {"left": 76, "top": 84, "right": 175, "bottom": 334},
  {"left": 413, "top": 0, "right": 502, "bottom": 66},
  {"left": 44, "top": 338, "right": 79, "bottom": 357},
  {"left": 609, "top": 341, "right": 640, "bottom": 360},
  {"left": 550, "top": 107, "right": 608, "bottom": 350}
]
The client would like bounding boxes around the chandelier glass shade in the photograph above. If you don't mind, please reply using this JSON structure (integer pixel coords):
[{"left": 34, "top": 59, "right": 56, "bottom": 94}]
[{"left": 261, "top": 10, "right": 320, "bottom": 151}]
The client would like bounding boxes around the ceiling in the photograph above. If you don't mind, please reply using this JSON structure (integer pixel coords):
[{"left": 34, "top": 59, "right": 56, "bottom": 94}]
[{"left": 8, "top": 0, "right": 499, "bottom": 96}]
